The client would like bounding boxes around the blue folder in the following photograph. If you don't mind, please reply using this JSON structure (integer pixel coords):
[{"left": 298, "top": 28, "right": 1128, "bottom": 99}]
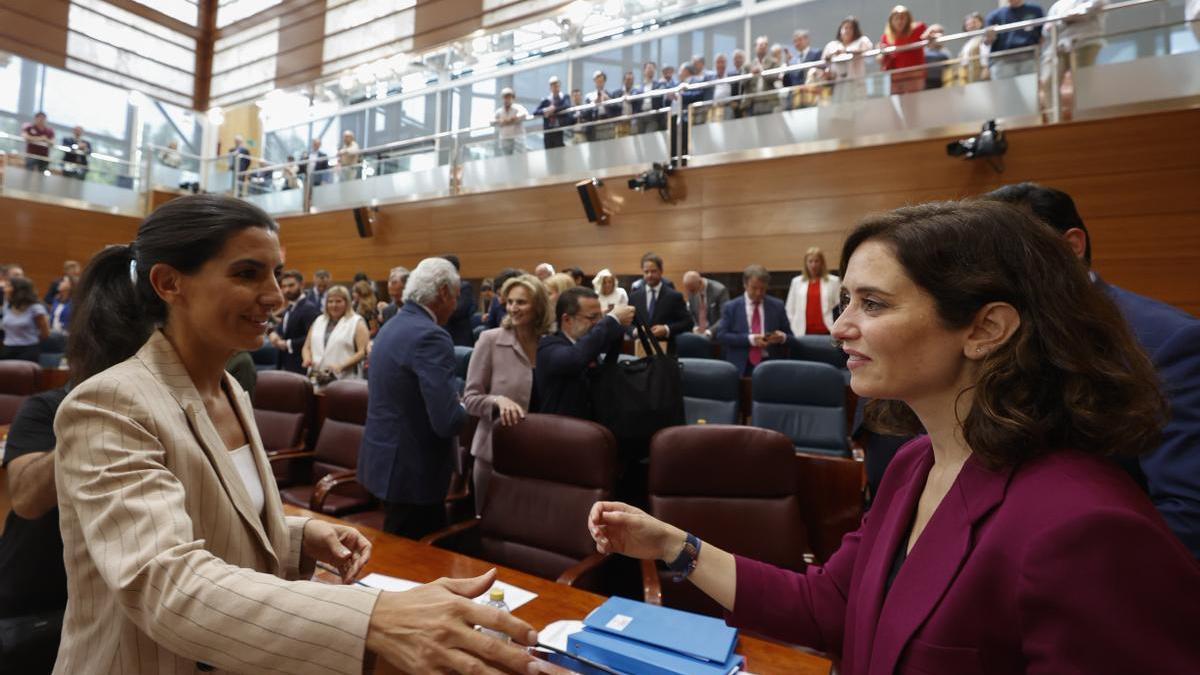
[
  {"left": 568, "top": 627, "right": 744, "bottom": 675},
  {"left": 566, "top": 597, "right": 743, "bottom": 675}
]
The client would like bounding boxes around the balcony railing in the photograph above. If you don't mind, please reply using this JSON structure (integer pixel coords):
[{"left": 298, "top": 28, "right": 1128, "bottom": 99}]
[{"left": 2, "top": 0, "right": 1194, "bottom": 218}]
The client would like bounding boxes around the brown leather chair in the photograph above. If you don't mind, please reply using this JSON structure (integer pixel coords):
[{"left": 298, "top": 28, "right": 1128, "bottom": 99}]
[
  {"left": 643, "top": 425, "right": 812, "bottom": 617},
  {"left": 252, "top": 370, "right": 314, "bottom": 485},
  {"left": 0, "top": 360, "right": 40, "bottom": 425},
  {"left": 271, "top": 380, "right": 373, "bottom": 516},
  {"left": 423, "top": 414, "right": 618, "bottom": 591}
]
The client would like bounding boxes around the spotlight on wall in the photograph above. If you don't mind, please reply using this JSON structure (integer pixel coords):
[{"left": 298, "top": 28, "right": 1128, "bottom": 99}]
[
  {"left": 946, "top": 119, "right": 1007, "bottom": 173},
  {"left": 576, "top": 178, "right": 609, "bottom": 225},
  {"left": 628, "top": 162, "right": 673, "bottom": 202}
]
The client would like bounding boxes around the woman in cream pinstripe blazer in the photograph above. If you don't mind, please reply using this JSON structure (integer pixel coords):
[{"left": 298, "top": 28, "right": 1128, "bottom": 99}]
[{"left": 52, "top": 195, "right": 544, "bottom": 675}]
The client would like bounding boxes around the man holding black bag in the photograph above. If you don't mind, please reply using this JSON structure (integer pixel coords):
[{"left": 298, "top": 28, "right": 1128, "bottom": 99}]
[{"left": 537, "top": 287, "right": 634, "bottom": 419}]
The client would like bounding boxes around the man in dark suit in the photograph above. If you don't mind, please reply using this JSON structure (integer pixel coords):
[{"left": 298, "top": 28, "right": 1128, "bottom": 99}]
[
  {"left": 304, "top": 269, "right": 331, "bottom": 312},
  {"left": 269, "top": 270, "right": 320, "bottom": 374},
  {"left": 534, "top": 76, "right": 573, "bottom": 150},
  {"left": 536, "top": 287, "right": 635, "bottom": 420},
  {"left": 628, "top": 252, "right": 693, "bottom": 351},
  {"left": 986, "top": 183, "right": 1200, "bottom": 558},
  {"left": 785, "top": 29, "right": 823, "bottom": 88},
  {"left": 682, "top": 270, "right": 730, "bottom": 338},
  {"left": 358, "top": 257, "right": 466, "bottom": 539},
  {"left": 440, "top": 254, "right": 474, "bottom": 346},
  {"left": 378, "top": 265, "right": 409, "bottom": 326},
  {"left": 716, "top": 265, "right": 792, "bottom": 376},
  {"left": 297, "top": 138, "right": 330, "bottom": 187}
]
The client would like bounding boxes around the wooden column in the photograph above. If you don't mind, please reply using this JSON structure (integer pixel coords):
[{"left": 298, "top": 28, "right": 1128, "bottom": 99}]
[{"left": 194, "top": 0, "right": 218, "bottom": 111}]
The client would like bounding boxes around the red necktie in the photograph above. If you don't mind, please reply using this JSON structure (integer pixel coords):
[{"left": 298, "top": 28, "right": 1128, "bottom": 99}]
[{"left": 749, "top": 301, "right": 763, "bottom": 366}]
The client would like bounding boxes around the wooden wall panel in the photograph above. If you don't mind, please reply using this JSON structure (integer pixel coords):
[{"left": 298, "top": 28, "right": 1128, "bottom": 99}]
[
  {"left": 413, "top": 0, "right": 483, "bottom": 51},
  {"left": 0, "top": 196, "right": 139, "bottom": 294},
  {"left": 0, "top": 1, "right": 69, "bottom": 69},
  {"left": 276, "top": 108, "right": 1200, "bottom": 316}
]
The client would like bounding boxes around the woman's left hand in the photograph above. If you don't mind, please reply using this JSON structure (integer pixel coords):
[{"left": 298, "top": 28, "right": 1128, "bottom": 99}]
[{"left": 303, "top": 519, "right": 372, "bottom": 584}]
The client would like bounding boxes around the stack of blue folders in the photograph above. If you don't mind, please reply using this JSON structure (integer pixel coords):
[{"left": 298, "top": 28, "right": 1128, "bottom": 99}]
[{"left": 566, "top": 597, "right": 745, "bottom": 675}]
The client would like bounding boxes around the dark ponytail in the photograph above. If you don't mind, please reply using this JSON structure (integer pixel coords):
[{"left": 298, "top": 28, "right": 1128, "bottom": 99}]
[{"left": 68, "top": 194, "right": 278, "bottom": 385}]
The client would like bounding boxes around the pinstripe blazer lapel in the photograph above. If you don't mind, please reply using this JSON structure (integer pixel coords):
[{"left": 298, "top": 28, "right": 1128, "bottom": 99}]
[
  {"left": 232, "top": 385, "right": 292, "bottom": 575},
  {"left": 136, "top": 332, "right": 279, "bottom": 570}
]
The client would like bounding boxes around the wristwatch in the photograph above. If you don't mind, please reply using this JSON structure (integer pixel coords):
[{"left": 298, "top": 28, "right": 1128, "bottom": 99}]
[{"left": 666, "top": 533, "right": 702, "bottom": 582}]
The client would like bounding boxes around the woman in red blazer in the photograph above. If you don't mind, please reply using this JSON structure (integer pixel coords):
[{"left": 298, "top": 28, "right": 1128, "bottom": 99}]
[{"left": 589, "top": 200, "right": 1200, "bottom": 674}]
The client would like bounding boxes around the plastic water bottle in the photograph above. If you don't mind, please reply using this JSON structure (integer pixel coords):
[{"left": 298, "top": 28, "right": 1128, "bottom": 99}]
[{"left": 479, "top": 588, "right": 512, "bottom": 642}]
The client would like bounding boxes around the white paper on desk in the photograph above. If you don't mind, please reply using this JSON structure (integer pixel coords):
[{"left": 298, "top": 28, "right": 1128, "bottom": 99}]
[{"left": 357, "top": 574, "right": 538, "bottom": 610}]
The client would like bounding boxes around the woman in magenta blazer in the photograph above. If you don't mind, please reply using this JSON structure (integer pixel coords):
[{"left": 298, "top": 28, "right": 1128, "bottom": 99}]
[
  {"left": 463, "top": 273, "right": 554, "bottom": 511},
  {"left": 589, "top": 200, "right": 1200, "bottom": 674}
]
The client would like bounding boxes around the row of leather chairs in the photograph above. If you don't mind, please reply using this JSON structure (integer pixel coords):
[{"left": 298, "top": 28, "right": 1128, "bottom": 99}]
[
  {"left": 681, "top": 358, "right": 851, "bottom": 457},
  {"left": 248, "top": 372, "right": 861, "bottom": 611},
  {"left": 423, "top": 415, "right": 839, "bottom": 617}
]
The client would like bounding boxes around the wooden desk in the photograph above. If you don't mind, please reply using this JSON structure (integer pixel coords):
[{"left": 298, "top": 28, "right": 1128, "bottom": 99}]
[{"left": 286, "top": 506, "right": 831, "bottom": 675}]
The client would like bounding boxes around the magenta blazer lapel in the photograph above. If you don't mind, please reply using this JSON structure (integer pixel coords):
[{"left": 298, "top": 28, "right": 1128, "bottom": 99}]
[{"left": 858, "top": 450, "right": 1014, "bottom": 674}]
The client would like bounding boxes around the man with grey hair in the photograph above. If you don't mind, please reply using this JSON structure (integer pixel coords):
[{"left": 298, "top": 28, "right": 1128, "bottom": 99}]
[
  {"left": 378, "top": 265, "right": 410, "bottom": 326},
  {"left": 682, "top": 270, "right": 730, "bottom": 339},
  {"left": 359, "top": 257, "right": 466, "bottom": 539},
  {"left": 716, "top": 264, "right": 792, "bottom": 375},
  {"left": 534, "top": 262, "right": 555, "bottom": 281}
]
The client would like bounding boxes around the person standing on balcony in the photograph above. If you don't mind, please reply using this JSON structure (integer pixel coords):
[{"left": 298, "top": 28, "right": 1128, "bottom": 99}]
[
  {"left": 229, "top": 135, "right": 252, "bottom": 196},
  {"left": 638, "top": 61, "right": 661, "bottom": 132},
  {"left": 879, "top": 6, "right": 930, "bottom": 95},
  {"left": 959, "top": 12, "right": 993, "bottom": 83},
  {"left": 338, "top": 130, "right": 361, "bottom": 181},
  {"left": 923, "top": 25, "right": 953, "bottom": 89},
  {"left": 493, "top": 87, "right": 529, "bottom": 156},
  {"left": 985, "top": 0, "right": 1046, "bottom": 79},
  {"left": 61, "top": 126, "right": 91, "bottom": 181},
  {"left": 298, "top": 138, "right": 329, "bottom": 187},
  {"left": 22, "top": 112, "right": 54, "bottom": 173},
  {"left": 822, "top": 17, "right": 875, "bottom": 104},
  {"left": 534, "top": 76, "right": 571, "bottom": 149}
]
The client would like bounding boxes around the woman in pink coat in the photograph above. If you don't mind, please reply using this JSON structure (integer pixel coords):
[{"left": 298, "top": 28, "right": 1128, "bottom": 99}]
[
  {"left": 589, "top": 200, "right": 1200, "bottom": 674},
  {"left": 463, "top": 274, "right": 554, "bottom": 511}
]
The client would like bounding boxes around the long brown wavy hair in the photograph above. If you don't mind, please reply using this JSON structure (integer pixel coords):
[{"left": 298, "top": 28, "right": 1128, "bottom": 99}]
[{"left": 841, "top": 200, "right": 1166, "bottom": 469}]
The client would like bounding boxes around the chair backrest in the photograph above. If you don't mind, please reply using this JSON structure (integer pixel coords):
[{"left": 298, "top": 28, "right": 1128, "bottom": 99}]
[
  {"left": 678, "top": 358, "right": 740, "bottom": 425},
  {"left": 481, "top": 414, "right": 618, "bottom": 581},
  {"left": 751, "top": 361, "right": 848, "bottom": 457},
  {"left": 648, "top": 425, "right": 809, "bottom": 615},
  {"left": 453, "top": 346, "right": 472, "bottom": 380},
  {"left": 788, "top": 335, "right": 848, "bottom": 369},
  {"left": 38, "top": 353, "right": 64, "bottom": 369},
  {"left": 0, "top": 360, "right": 40, "bottom": 425},
  {"left": 675, "top": 332, "right": 715, "bottom": 359},
  {"left": 311, "top": 379, "right": 369, "bottom": 477},
  {"left": 252, "top": 370, "right": 314, "bottom": 452}
]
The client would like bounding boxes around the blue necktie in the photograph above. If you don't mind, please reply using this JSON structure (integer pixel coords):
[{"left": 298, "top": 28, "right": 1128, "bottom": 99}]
[{"left": 649, "top": 287, "right": 657, "bottom": 318}]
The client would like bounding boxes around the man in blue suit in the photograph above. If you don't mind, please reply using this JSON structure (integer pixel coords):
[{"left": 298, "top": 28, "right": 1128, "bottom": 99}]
[
  {"left": 537, "top": 287, "right": 634, "bottom": 420},
  {"left": 629, "top": 252, "right": 693, "bottom": 352},
  {"left": 987, "top": 183, "right": 1200, "bottom": 558},
  {"left": 268, "top": 270, "right": 320, "bottom": 373},
  {"left": 716, "top": 264, "right": 793, "bottom": 376},
  {"left": 358, "top": 257, "right": 466, "bottom": 539}
]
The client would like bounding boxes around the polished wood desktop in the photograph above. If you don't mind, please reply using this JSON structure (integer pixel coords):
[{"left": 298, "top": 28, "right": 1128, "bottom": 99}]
[{"left": 286, "top": 505, "right": 832, "bottom": 675}]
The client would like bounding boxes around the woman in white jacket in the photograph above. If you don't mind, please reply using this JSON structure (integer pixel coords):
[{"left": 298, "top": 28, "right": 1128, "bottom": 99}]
[
  {"left": 302, "top": 284, "right": 368, "bottom": 387},
  {"left": 592, "top": 268, "right": 628, "bottom": 311},
  {"left": 785, "top": 247, "right": 841, "bottom": 336}
]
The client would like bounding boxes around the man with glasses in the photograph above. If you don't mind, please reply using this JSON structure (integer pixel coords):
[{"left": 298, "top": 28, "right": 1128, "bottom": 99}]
[{"left": 536, "top": 287, "right": 634, "bottom": 419}]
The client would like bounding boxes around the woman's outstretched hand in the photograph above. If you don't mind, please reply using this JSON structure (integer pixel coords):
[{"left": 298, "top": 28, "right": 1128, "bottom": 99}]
[{"left": 587, "top": 501, "right": 686, "bottom": 562}]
